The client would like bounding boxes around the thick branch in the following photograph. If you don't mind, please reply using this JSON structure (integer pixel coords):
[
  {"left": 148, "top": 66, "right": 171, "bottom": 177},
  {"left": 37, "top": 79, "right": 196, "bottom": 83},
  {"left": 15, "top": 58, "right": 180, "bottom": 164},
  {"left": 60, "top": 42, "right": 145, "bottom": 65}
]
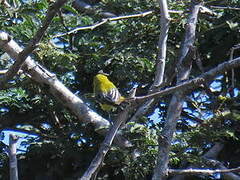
[
  {"left": 0, "top": 31, "right": 132, "bottom": 148},
  {"left": 0, "top": 0, "right": 68, "bottom": 87}
]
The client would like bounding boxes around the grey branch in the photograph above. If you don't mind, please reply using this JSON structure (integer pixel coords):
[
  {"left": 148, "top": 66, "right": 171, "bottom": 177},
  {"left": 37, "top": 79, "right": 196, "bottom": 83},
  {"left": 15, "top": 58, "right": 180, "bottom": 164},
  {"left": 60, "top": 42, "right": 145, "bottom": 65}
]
[
  {"left": 152, "top": 1, "right": 202, "bottom": 179},
  {"left": 52, "top": 11, "right": 153, "bottom": 38},
  {"left": 127, "top": 0, "right": 170, "bottom": 124},
  {"left": 204, "top": 159, "right": 240, "bottom": 180},
  {"left": 0, "top": 0, "right": 68, "bottom": 88},
  {"left": 168, "top": 167, "right": 240, "bottom": 176},
  {"left": 132, "top": 55, "right": 240, "bottom": 103},
  {"left": 79, "top": 107, "right": 130, "bottom": 180},
  {"left": 211, "top": 6, "right": 240, "bottom": 11},
  {"left": 72, "top": 0, "right": 116, "bottom": 18},
  {"left": 9, "top": 134, "right": 19, "bottom": 180}
]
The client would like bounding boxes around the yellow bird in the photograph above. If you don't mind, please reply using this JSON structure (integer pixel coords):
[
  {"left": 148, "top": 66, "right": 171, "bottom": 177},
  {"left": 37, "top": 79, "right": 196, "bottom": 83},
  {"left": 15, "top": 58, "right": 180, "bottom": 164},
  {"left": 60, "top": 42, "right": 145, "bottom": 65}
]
[{"left": 93, "top": 73, "right": 125, "bottom": 111}]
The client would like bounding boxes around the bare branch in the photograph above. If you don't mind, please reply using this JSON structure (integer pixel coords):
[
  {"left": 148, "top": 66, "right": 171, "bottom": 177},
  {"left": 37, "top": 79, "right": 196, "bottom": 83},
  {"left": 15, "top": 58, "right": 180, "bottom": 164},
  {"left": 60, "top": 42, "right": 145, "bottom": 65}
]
[
  {"left": 0, "top": 0, "right": 11, "bottom": 8},
  {"left": 52, "top": 11, "right": 153, "bottom": 38},
  {"left": 79, "top": 106, "right": 131, "bottom": 180},
  {"left": 0, "top": 69, "right": 7, "bottom": 74},
  {"left": 204, "top": 159, "right": 240, "bottom": 180},
  {"left": 229, "top": 44, "right": 240, "bottom": 91},
  {"left": 211, "top": 6, "right": 240, "bottom": 11},
  {"left": 127, "top": 0, "right": 170, "bottom": 124},
  {"left": 170, "top": 142, "right": 224, "bottom": 180},
  {"left": 168, "top": 167, "right": 240, "bottom": 176},
  {"left": 72, "top": 0, "right": 117, "bottom": 18},
  {"left": 8, "top": 134, "right": 19, "bottom": 180},
  {"left": 0, "top": 0, "right": 68, "bottom": 88},
  {"left": 152, "top": 1, "right": 202, "bottom": 179},
  {"left": 131, "top": 55, "right": 240, "bottom": 103}
]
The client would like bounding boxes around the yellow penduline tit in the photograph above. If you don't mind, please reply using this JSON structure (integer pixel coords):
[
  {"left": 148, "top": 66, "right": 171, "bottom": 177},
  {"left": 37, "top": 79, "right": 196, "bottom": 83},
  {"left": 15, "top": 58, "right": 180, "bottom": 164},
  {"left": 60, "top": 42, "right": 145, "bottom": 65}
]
[{"left": 93, "top": 73, "right": 125, "bottom": 112}]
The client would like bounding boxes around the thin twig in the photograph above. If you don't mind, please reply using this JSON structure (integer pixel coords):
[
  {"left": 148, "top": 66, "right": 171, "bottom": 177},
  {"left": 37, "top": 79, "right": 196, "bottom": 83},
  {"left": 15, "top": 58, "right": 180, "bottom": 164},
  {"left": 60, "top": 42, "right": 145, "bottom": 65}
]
[
  {"left": 211, "top": 6, "right": 240, "bottom": 11},
  {"left": 52, "top": 11, "right": 153, "bottom": 38}
]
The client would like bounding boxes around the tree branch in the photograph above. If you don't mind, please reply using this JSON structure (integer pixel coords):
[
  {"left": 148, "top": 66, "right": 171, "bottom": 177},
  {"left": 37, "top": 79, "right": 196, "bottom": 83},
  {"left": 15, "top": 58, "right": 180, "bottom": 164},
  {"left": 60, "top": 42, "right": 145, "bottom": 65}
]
[
  {"left": 210, "top": 6, "right": 240, "bottom": 11},
  {"left": 0, "top": 0, "right": 68, "bottom": 88},
  {"left": 168, "top": 167, "right": 240, "bottom": 176},
  {"left": 127, "top": 0, "right": 170, "bottom": 124},
  {"left": 72, "top": 0, "right": 117, "bottom": 18},
  {"left": 152, "top": 1, "right": 202, "bottom": 179},
  {"left": 170, "top": 142, "right": 224, "bottom": 180},
  {"left": 0, "top": 31, "right": 132, "bottom": 148},
  {"left": 8, "top": 134, "right": 19, "bottom": 180},
  {"left": 52, "top": 11, "right": 153, "bottom": 38},
  {"left": 204, "top": 159, "right": 240, "bottom": 180},
  {"left": 79, "top": 106, "right": 131, "bottom": 180},
  {"left": 131, "top": 55, "right": 240, "bottom": 103}
]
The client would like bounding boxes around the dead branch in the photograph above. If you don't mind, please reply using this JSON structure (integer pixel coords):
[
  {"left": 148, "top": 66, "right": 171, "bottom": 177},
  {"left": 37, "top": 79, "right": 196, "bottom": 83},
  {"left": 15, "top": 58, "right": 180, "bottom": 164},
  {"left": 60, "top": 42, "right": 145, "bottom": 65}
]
[
  {"left": 168, "top": 167, "right": 240, "bottom": 176},
  {"left": 127, "top": 0, "right": 170, "bottom": 124},
  {"left": 131, "top": 55, "right": 240, "bottom": 103},
  {"left": 152, "top": 1, "right": 202, "bottom": 179},
  {"left": 79, "top": 106, "right": 131, "bottom": 180},
  {"left": 52, "top": 11, "right": 153, "bottom": 38},
  {"left": 8, "top": 134, "right": 19, "bottom": 180}
]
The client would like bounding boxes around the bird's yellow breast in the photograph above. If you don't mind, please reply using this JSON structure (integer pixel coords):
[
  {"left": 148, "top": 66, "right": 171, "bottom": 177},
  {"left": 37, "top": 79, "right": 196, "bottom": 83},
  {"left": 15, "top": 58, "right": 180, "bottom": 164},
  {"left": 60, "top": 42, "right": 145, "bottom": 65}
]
[{"left": 93, "top": 74, "right": 116, "bottom": 93}]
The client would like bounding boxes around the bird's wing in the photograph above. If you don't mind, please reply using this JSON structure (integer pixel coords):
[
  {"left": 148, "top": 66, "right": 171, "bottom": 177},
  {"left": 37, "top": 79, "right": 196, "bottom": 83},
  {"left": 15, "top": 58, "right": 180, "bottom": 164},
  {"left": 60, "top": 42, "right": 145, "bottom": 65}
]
[{"left": 97, "top": 88, "right": 121, "bottom": 105}]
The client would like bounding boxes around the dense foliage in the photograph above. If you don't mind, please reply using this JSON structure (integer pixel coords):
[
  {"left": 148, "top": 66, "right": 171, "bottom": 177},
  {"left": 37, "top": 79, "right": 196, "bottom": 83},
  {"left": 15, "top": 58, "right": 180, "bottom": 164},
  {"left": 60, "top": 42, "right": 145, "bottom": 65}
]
[{"left": 1, "top": 0, "right": 240, "bottom": 179}]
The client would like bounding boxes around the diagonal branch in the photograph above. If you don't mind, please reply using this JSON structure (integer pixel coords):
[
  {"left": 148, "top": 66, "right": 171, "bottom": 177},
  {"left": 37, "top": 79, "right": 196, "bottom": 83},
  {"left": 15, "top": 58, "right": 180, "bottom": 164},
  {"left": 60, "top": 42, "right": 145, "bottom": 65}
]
[
  {"left": 0, "top": 0, "right": 68, "bottom": 88},
  {"left": 79, "top": 106, "right": 131, "bottom": 180},
  {"left": 0, "top": 31, "right": 132, "bottom": 148},
  {"left": 131, "top": 55, "right": 240, "bottom": 103}
]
